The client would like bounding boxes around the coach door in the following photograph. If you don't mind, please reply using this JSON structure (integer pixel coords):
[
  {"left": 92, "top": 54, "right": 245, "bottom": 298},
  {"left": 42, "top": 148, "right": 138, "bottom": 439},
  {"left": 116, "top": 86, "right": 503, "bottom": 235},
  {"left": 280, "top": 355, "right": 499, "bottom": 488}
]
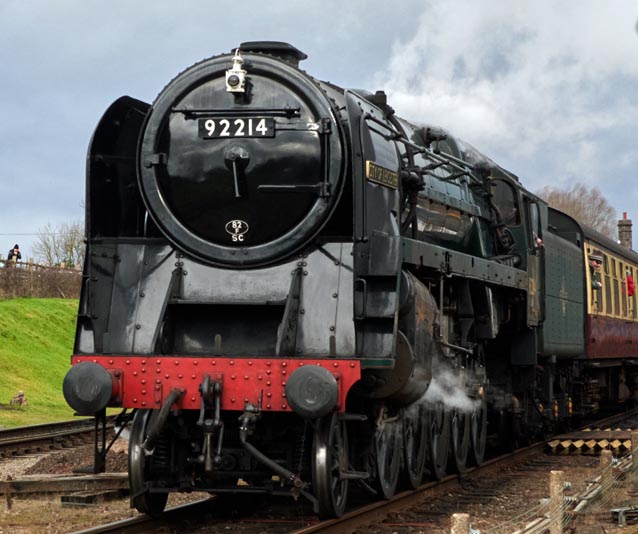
[{"left": 345, "top": 91, "right": 402, "bottom": 364}]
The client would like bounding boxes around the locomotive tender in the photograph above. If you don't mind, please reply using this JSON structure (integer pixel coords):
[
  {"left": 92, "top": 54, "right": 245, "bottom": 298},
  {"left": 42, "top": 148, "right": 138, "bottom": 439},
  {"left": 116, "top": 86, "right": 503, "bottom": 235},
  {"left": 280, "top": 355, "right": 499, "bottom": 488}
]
[{"left": 63, "top": 42, "right": 638, "bottom": 517}]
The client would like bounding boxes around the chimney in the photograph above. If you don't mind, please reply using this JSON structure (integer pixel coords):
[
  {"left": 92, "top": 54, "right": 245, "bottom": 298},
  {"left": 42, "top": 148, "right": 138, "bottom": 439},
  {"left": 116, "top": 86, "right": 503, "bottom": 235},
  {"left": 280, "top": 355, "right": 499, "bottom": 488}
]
[{"left": 618, "top": 212, "right": 633, "bottom": 250}]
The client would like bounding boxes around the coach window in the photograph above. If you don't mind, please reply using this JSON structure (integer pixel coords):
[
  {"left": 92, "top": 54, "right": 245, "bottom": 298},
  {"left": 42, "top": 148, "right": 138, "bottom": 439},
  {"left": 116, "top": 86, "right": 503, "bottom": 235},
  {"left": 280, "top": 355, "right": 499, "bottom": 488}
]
[
  {"left": 630, "top": 266, "right": 637, "bottom": 319},
  {"left": 611, "top": 258, "right": 620, "bottom": 316},
  {"left": 603, "top": 255, "right": 612, "bottom": 315},
  {"left": 620, "top": 261, "right": 628, "bottom": 317}
]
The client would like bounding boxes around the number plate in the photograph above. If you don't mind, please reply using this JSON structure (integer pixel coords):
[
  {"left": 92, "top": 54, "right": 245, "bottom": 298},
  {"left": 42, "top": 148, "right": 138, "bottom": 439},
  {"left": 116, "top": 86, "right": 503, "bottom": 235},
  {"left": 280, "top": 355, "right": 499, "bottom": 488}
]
[{"left": 199, "top": 117, "right": 275, "bottom": 139}]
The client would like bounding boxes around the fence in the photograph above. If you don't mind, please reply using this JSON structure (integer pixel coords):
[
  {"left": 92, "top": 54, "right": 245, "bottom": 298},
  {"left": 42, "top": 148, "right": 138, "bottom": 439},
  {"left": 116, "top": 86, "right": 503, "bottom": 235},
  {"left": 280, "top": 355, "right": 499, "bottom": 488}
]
[
  {"left": 451, "top": 433, "right": 638, "bottom": 534},
  {"left": 0, "top": 257, "right": 82, "bottom": 299}
]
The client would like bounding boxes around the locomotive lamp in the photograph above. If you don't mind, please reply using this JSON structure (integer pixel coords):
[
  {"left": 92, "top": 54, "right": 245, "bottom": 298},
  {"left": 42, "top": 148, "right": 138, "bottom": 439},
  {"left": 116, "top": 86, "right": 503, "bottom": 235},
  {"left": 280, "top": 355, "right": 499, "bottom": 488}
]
[
  {"left": 226, "top": 49, "right": 247, "bottom": 93},
  {"left": 285, "top": 366, "right": 339, "bottom": 418},
  {"left": 63, "top": 361, "right": 117, "bottom": 415}
]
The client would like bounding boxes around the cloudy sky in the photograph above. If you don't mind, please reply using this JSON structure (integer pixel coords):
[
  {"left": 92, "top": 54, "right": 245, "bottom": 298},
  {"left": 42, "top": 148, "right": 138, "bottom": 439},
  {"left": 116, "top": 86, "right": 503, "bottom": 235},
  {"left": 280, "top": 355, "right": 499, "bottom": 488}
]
[{"left": 1, "top": 0, "right": 637, "bottom": 260}]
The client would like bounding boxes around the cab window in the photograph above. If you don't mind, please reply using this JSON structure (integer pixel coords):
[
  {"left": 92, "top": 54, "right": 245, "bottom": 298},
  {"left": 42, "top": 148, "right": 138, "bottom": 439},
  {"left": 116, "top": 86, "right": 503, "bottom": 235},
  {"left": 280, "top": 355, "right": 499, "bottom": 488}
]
[{"left": 492, "top": 180, "right": 520, "bottom": 226}]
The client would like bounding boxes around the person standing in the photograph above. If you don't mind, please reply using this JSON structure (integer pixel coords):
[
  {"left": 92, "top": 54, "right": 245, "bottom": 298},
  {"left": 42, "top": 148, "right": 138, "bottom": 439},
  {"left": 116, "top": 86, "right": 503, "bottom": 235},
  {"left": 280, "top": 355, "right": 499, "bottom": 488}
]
[{"left": 7, "top": 244, "right": 21, "bottom": 266}]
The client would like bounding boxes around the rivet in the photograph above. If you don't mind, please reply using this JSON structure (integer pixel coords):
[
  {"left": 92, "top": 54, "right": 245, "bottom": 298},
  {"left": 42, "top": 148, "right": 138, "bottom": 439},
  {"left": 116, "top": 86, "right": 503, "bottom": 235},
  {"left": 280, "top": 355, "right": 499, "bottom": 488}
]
[
  {"left": 141, "top": 368, "right": 146, "bottom": 373},
  {"left": 350, "top": 363, "right": 355, "bottom": 368},
  {"left": 244, "top": 398, "right": 249, "bottom": 403},
  {"left": 142, "top": 360, "right": 147, "bottom": 365},
  {"left": 212, "top": 360, "right": 216, "bottom": 365},
  {"left": 282, "top": 362, "right": 287, "bottom": 367},
  {"left": 140, "top": 291, "right": 145, "bottom": 298},
  {"left": 109, "top": 359, "right": 114, "bottom": 364},
  {"left": 231, "top": 397, "right": 236, "bottom": 403},
  {"left": 299, "top": 362, "right": 304, "bottom": 366},
  {"left": 332, "top": 293, "right": 338, "bottom": 298},
  {"left": 126, "top": 360, "right": 131, "bottom": 365},
  {"left": 156, "top": 369, "right": 161, "bottom": 373},
  {"left": 248, "top": 361, "right": 253, "bottom": 366},
  {"left": 135, "top": 324, "right": 141, "bottom": 330},
  {"left": 267, "top": 381, "right": 272, "bottom": 386},
  {"left": 230, "top": 360, "right": 235, "bottom": 365},
  {"left": 231, "top": 375, "right": 236, "bottom": 380},
  {"left": 174, "top": 360, "right": 179, "bottom": 365},
  {"left": 141, "top": 389, "right": 146, "bottom": 395},
  {"left": 258, "top": 375, "right": 263, "bottom": 380},
  {"left": 155, "top": 385, "right": 160, "bottom": 391},
  {"left": 191, "top": 396, "right": 196, "bottom": 402},
  {"left": 282, "top": 382, "right": 286, "bottom": 387},
  {"left": 282, "top": 403, "right": 288, "bottom": 409},
  {"left": 192, "top": 374, "right": 196, "bottom": 379},
  {"left": 266, "top": 404, "right": 272, "bottom": 409},
  {"left": 133, "top": 371, "right": 138, "bottom": 377},
  {"left": 267, "top": 392, "right": 272, "bottom": 398},
  {"left": 266, "top": 361, "right": 272, "bottom": 367},
  {"left": 156, "top": 360, "right": 161, "bottom": 365},
  {"left": 133, "top": 398, "right": 138, "bottom": 403},
  {"left": 180, "top": 388, "right": 185, "bottom": 393},
  {"left": 282, "top": 370, "right": 287, "bottom": 375},
  {"left": 93, "top": 359, "right": 97, "bottom": 363},
  {"left": 156, "top": 379, "right": 161, "bottom": 384},
  {"left": 244, "top": 375, "right": 249, "bottom": 380},
  {"left": 282, "top": 393, "right": 287, "bottom": 398},
  {"left": 178, "top": 373, "right": 183, "bottom": 379},
  {"left": 165, "top": 374, "right": 169, "bottom": 379},
  {"left": 141, "top": 401, "right": 147, "bottom": 406},
  {"left": 333, "top": 362, "right": 339, "bottom": 367},
  {"left": 194, "top": 361, "right": 198, "bottom": 366},
  {"left": 329, "top": 326, "right": 335, "bottom": 332},
  {"left": 266, "top": 370, "right": 272, "bottom": 375}
]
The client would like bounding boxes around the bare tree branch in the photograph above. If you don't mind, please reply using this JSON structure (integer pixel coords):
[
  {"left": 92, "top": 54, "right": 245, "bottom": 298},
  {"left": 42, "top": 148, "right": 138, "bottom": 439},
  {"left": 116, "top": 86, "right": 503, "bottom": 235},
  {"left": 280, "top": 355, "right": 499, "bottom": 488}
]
[
  {"left": 536, "top": 184, "right": 616, "bottom": 238},
  {"left": 33, "top": 219, "right": 85, "bottom": 268}
]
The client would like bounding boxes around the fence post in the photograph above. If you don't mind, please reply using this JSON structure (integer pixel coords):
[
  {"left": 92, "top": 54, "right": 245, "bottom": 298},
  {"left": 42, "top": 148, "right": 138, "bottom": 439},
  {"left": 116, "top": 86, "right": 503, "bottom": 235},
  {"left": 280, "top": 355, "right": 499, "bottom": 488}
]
[
  {"left": 451, "top": 512, "right": 470, "bottom": 534},
  {"left": 549, "top": 470, "right": 564, "bottom": 534},
  {"left": 600, "top": 449, "right": 613, "bottom": 495},
  {"left": 632, "top": 431, "right": 638, "bottom": 471}
]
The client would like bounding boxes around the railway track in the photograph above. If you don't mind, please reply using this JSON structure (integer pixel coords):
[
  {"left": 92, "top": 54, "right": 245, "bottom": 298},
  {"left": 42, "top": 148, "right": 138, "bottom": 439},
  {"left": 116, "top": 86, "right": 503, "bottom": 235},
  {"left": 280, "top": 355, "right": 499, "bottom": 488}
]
[
  {"left": 0, "top": 417, "right": 107, "bottom": 459},
  {"left": 6, "top": 408, "right": 635, "bottom": 534}
]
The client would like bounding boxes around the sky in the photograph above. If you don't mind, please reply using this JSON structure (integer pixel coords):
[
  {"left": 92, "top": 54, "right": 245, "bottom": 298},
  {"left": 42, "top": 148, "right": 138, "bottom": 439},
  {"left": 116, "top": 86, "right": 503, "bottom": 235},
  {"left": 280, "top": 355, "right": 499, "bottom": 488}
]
[{"left": 1, "top": 0, "right": 637, "bottom": 261}]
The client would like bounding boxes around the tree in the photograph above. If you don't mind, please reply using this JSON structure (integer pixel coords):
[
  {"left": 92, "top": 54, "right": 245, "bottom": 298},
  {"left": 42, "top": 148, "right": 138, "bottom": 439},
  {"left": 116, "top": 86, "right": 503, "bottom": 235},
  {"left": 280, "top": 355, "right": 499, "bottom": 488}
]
[
  {"left": 33, "top": 220, "right": 85, "bottom": 268},
  {"left": 536, "top": 184, "right": 617, "bottom": 238}
]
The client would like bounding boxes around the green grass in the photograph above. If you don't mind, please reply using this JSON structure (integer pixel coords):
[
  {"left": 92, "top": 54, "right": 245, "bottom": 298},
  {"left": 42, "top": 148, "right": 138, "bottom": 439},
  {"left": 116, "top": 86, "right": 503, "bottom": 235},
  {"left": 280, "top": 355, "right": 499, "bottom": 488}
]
[{"left": 0, "top": 298, "right": 79, "bottom": 428}]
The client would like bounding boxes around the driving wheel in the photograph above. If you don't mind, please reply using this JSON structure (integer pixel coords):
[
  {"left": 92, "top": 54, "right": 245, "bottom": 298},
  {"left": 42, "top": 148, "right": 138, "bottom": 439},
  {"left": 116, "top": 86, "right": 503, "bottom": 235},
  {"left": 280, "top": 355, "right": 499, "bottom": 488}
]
[
  {"left": 312, "top": 412, "right": 349, "bottom": 518},
  {"left": 129, "top": 409, "right": 169, "bottom": 516},
  {"left": 402, "top": 405, "right": 427, "bottom": 488},
  {"left": 426, "top": 402, "right": 450, "bottom": 480},
  {"left": 374, "top": 411, "right": 402, "bottom": 499}
]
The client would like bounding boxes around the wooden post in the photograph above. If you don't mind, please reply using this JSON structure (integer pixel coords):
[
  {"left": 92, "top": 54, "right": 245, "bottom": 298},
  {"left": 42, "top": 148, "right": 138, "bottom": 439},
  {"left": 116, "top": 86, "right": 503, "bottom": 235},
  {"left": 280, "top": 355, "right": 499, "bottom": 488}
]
[
  {"left": 451, "top": 512, "right": 470, "bottom": 534},
  {"left": 549, "top": 470, "right": 564, "bottom": 534},
  {"left": 600, "top": 449, "right": 613, "bottom": 494},
  {"left": 633, "top": 432, "right": 638, "bottom": 470},
  {"left": 5, "top": 475, "right": 13, "bottom": 511}
]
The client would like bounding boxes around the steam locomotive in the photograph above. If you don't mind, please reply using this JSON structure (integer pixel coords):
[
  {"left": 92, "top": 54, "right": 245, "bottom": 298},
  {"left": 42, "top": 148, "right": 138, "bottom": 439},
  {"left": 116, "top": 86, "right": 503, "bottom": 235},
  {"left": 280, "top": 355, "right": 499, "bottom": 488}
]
[{"left": 62, "top": 42, "right": 638, "bottom": 518}]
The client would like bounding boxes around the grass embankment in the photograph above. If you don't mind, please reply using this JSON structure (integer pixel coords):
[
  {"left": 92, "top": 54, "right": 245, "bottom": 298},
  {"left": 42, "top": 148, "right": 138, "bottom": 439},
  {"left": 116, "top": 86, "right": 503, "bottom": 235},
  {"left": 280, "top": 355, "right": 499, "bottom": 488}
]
[{"left": 0, "top": 298, "right": 78, "bottom": 428}]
